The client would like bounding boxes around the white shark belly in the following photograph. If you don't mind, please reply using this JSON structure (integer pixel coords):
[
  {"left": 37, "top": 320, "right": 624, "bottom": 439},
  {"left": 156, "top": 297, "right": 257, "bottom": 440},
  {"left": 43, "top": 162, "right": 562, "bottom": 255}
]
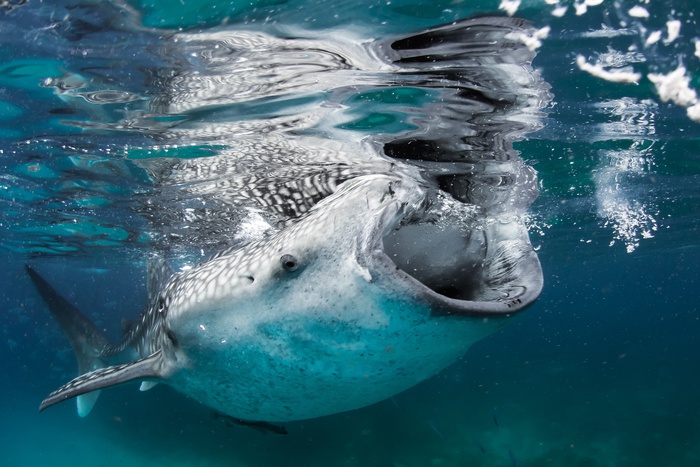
[{"left": 169, "top": 287, "right": 499, "bottom": 421}]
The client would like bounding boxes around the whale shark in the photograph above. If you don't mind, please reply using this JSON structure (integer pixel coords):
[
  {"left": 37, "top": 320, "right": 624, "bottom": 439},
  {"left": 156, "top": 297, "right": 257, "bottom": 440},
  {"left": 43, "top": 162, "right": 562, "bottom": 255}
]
[{"left": 30, "top": 172, "right": 542, "bottom": 423}]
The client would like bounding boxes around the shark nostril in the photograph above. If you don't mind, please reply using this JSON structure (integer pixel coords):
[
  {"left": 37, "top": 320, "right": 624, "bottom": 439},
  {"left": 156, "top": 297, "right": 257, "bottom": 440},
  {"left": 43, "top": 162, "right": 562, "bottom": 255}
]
[{"left": 280, "top": 254, "right": 299, "bottom": 271}]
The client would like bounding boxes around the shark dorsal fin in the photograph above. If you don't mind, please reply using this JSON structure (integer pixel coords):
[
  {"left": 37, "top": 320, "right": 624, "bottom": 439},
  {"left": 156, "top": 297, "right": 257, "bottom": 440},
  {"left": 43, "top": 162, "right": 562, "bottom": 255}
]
[{"left": 39, "top": 350, "right": 165, "bottom": 413}]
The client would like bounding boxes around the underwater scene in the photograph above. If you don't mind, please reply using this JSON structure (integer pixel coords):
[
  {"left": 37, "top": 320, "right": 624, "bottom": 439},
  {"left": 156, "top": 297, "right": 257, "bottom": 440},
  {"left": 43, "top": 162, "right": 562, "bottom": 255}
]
[{"left": 1, "top": 0, "right": 699, "bottom": 466}]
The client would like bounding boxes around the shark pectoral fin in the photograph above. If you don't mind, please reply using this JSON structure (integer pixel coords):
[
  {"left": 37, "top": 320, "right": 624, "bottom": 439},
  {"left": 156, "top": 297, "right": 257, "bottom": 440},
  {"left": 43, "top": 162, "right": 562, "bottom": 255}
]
[
  {"left": 76, "top": 390, "right": 101, "bottom": 417},
  {"left": 39, "top": 350, "right": 165, "bottom": 413},
  {"left": 139, "top": 381, "right": 159, "bottom": 392}
]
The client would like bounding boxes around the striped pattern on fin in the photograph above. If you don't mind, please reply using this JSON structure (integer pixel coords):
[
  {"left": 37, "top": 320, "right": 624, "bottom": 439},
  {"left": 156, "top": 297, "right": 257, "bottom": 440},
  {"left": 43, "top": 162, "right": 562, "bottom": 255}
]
[{"left": 39, "top": 350, "right": 164, "bottom": 413}]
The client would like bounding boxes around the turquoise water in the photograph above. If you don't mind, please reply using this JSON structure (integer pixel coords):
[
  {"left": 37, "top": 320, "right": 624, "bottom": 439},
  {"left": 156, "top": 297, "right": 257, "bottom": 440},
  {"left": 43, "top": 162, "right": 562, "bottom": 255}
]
[{"left": 2, "top": 0, "right": 700, "bottom": 466}]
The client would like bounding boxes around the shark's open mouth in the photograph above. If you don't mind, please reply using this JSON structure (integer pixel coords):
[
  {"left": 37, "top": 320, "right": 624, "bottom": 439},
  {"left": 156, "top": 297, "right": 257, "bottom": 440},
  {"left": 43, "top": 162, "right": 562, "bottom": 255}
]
[
  {"left": 372, "top": 211, "right": 543, "bottom": 316},
  {"left": 382, "top": 222, "right": 487, "bottom": 301}
]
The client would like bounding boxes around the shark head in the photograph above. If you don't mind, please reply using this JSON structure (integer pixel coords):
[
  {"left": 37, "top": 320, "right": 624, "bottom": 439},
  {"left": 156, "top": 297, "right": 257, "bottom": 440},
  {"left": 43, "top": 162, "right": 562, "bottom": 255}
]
[{"left": 165, "top": 171, "right": 541, "bottom": 323}]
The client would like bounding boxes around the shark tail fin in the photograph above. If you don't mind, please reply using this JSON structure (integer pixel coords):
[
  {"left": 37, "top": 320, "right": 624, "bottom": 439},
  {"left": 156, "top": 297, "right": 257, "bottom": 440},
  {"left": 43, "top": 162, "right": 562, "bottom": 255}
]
[
  {"left": 27, "top": 265, "right": 113, "bottom": 416},
  {"left": 39, "top": 351, "right": 165, "bottom": 412}
]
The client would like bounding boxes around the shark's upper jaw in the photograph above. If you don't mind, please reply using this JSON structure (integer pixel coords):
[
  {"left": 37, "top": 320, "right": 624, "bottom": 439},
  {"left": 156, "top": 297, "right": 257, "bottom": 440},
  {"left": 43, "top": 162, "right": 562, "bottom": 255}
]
[{"left": 365, "top": 192, "right": 543, "bottom": 317}]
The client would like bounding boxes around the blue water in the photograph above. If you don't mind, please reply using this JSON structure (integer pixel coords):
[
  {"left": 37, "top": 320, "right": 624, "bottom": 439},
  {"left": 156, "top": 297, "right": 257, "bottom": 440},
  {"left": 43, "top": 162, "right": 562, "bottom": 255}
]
[{"left": 2, "top": 0, "right": 700, "bottom": 466}]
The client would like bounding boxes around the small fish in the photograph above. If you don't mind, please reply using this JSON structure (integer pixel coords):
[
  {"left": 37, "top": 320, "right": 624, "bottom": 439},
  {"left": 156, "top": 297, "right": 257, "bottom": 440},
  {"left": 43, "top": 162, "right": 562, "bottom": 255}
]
[
  {"left": 508, "top": 449, "right": 517, "bottom": 467},
  {"left": 492, "top": 407, "right": 500, "bottom": 427},
  {"left": 211, "top": 411, "right": 288, "bottom": 435},
  {"left": 427, "top": 420, "right": 445, "bottom": 440},
  {"left": 475, "top": 440, "right": 486, "bottom": 454}
]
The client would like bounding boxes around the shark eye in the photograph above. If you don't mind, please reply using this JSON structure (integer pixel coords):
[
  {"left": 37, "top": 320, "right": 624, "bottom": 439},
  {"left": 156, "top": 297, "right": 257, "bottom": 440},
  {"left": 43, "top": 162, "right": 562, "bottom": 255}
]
[{"left": 280, "top": 254, "right": 299, "bottom": 272}]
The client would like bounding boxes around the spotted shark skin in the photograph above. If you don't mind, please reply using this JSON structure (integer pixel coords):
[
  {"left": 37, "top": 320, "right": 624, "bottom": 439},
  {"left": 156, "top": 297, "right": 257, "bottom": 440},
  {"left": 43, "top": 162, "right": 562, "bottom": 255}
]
[{"left": 32, "top": 173, "right": 542, "bottom": 422}]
